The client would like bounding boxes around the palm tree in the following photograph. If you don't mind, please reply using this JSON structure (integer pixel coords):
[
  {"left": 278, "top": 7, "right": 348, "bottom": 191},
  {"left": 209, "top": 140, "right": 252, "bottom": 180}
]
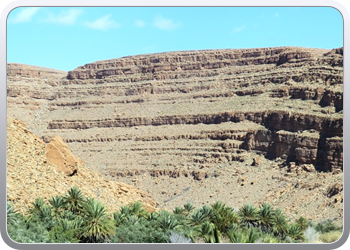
[
  {"left": 27, "top": 197, "right": 45, "bottom": 216},
  {"left": 198, "top": 221, "right": 216, "bottom": 243},
  {"left": 128, "top": 201, "right": 147, "bottom": 218},
  {"left": 49, "top": 195, "right": 64, "bottom": 217},
  {"left": 227, "top": 229, "right": 244, "bottom": 243},
  {"left": 7, "top": 201, "right": 19, "bottom": 225},
  {"left": 72, "top": 216, "right": 84, "bottom": 231},
  {"left": 272, "top": 208, "right": 289, "bottom": 239},
  {"left": 120, "top": 205, "right": 132, "bottom": 216},
  {"left": 238, "top": 204, "right": 259, "bottom": 228},
  {"left": 80, "top": 198, "right": 116, "bottom": 243},
  {"left": 125, "top": 215, "right": 139, "bottom": 224},
  {"left": 183, "top": 203, "right": 195, "bottom": 215},
  {"left": 258, "top": 202, "right": 275, "bottom": 233},
  {"left": 173, "top": 206, "right": 185, "bottom": 215},
  {"left": 63, "top": 186, "right": 86, "bottom": 214},
  {"left": 288, "top": 224, "right": 305, "bottom": 242},
  {"left": 211, "top": 201, "right": 226, "bottom": 212},
  {"left": 210, "top": 202, "right": 239, "bottom": 233},
  {"left": 188, "top": 206, "right": 212, "bottom": 226},
  {"left": 244, "top": 227, "right": 259, "bottom": 243},
  {"left": 57, "top": 218, "right": 74, "bottom": 231},
  {"left": 226, "top": 223, "right": 240, "bottom": 242},
  {"left": 60, "top": 209, "right": 77, "bottom": 221},
  {"left": 27, "top": 198, "right": 52, "bottom": 220},
  {"left": 157, "top": 214, "right": 179, "bottom": 232},
  {"left": 227, "top": 226, "right": 259, "bottom": 243},
  {"left": 296, "top": 216, "right": 309, "bottom": 230},
  {"left": 206, "top": 202, "right": 240, "bottom": 243},
  {"left": 200, "top": 206, "right": 214, "bottom": 218},
  {"left": 213, "top": 227, "right": 222, "bottom": 243},
  {"left": 113, "top": 211, "right": 126, "bottom": 226},
  {"left": 147, "top": 211, "right": 160, "bottom": 221}
]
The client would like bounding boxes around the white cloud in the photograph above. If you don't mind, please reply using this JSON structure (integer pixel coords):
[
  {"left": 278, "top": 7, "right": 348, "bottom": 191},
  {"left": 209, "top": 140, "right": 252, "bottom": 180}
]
[
  {"left": 231, "top": 25, "right": 246, "bottom": 34},
  {"left": 46, "top": 8, "right": 83, "bottom": 25},
  {"left": 84, "top": 15, "right": 120, "bottom": 31},
  {"left": 153, "top": 15, "right": 181, "bottom": 31},
  {"left": 10, "top": 7, "right": 40, "bottom": 23},
  {"left": 135, "top": 19, "right": 145, "bottom": 28}
]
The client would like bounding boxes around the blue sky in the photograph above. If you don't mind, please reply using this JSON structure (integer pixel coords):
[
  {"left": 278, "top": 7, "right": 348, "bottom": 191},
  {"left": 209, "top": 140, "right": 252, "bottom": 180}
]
[{"left": 7, "top": 7, "right": 343, "bottom": 71}]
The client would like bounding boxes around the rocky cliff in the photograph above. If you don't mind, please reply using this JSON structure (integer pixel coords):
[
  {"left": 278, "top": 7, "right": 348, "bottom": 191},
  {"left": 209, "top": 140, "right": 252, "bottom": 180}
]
[{"left": 7, "top": 46, "right": 343, "bottom": 222}]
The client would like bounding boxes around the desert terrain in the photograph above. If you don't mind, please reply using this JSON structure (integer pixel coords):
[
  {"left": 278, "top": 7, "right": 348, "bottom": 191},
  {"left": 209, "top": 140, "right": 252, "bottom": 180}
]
[{"left": 7, "top": 46, "right": 343, "bottom": 224}]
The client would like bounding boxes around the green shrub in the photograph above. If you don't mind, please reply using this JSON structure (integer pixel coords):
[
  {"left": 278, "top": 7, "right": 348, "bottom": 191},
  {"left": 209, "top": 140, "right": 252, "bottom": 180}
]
[
  {"left": 296, "top": 216, "right": 310, "bottom": 230},
  {"left": 7, "top": 219, "right": 49, "bottom": 243},
  {"left": 256, "top": 234, "right": 281, "bottom": 243},
  {"left": 287, "top": 224, "right": 305, "bottom": 242},
  {"left": 315, "top": 220, "right": 342, "bottom": 233},
  {"left": 319, "top": 231, "right": 342, "bottom": 243},
  {"left": 111, "top": 218, "right": 169, "bottom": 243},
  {"left": 47, "top": 224, "right": 79, "bottom": 243},
  {"left": 6, "top": 188, "right": 344, "bottom": 244}
]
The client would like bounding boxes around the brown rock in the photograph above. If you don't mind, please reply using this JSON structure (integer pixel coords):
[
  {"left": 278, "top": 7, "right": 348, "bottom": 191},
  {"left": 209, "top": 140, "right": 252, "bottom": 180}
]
[
  {"left": 192, "top": 171, "right": 207, "bottom": 181},
  {"left": 326, "top": 183, "right": 343, "bottom": 198},
  {"left": 45, "top": 136, "right": 82, "bottom": 176},
  {"left": 252, "top": 157, "right": 260, "bottom": 166},
  {"left": 301, "top": 164, "right": 317, "bottom": 173}
]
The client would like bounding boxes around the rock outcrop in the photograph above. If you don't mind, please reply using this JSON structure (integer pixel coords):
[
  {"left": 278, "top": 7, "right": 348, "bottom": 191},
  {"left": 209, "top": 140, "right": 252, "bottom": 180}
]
[
  {"left": 66, "top": 47, "right": 341, "bottom": 80},
  {"left": 45, "top": 136, "right": 83, "bottom": 176},
  {"left": 7, "top": 63, "right": 67, "bottom": 79}
]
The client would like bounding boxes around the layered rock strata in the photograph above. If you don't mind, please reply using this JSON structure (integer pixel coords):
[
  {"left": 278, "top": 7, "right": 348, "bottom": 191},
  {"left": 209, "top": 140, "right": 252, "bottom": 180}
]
[
  {"left": 7, "top": 47, "right": 343, "bottom": 170},
  {"left": 7, "top": 47, "right": 343, "bottom": 221}
]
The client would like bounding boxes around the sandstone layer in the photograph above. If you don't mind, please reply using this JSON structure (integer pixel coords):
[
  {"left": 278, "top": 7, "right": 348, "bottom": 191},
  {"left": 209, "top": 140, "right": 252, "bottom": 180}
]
[{"left": 7, "top": 46, "right": 343, "bottom": 223}]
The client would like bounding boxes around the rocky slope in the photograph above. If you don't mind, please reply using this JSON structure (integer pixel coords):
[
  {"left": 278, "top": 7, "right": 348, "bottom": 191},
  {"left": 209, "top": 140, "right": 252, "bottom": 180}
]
[
  {"left": 7, "top": 117, "right": 156, "bottom": 213},
  {"left": 7, "top": 46, "right": 343, "bottom": 223}
]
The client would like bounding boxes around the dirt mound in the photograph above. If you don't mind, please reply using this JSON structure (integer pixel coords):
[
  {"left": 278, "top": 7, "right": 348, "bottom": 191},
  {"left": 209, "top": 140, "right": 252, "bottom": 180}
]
[{"left": 7, "top": 117, "right": 156, "bottom": 213}]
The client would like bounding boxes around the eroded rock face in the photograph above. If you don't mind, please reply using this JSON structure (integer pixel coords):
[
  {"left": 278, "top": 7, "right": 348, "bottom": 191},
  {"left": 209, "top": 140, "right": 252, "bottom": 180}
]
[
  {"left": 7, "top": 63, "right": 67, "bottom": 79},
  {"left": 66, "top": 47, "right": 341, "bottom": 80},
  {"left": 7, "top": 47, "right": 343, "bottom": 175}
]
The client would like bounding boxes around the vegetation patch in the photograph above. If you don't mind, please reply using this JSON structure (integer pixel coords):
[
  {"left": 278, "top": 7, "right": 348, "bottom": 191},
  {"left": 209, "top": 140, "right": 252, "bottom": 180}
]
[{"left": 7, "top": 186, "right": 342, "bottom": 243}]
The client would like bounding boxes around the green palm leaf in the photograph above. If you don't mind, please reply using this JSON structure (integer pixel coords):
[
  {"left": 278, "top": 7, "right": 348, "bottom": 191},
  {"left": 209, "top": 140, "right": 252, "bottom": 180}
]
[
  {"left": 80, "top": 198, "right": 116, "bottom": 243},
  {"left": 238, "top": 204, "right": 259, "bottom": 228},
  {"left": 63, "top": 186, "right": 86, "bottom": 214},
  {"left": 258, "top": 202, "right": 275, "bottom": 233},
  {"left": 7, "top": 201, "right": 19, "bottom": 225}
]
